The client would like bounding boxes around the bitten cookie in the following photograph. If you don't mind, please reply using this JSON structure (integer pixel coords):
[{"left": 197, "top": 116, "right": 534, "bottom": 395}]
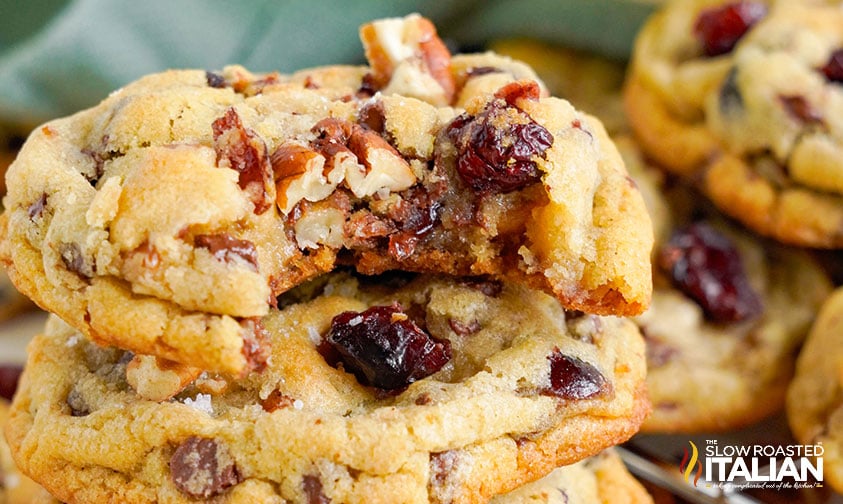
[
  {"left": 625, "top": 0, "right": 843, "bottom": 247},
  {"left": 7, "top": 273, "right": 649, "bottom": 504},
  {"left": 0, "top": 14, "right": 652, "bottom": 375},
  {"left": 616, "top": 135, "right": 832, "bottom": 432},
  {"left": 491, "top": 449, "right": 653, "bottom": 504},
  {"left": 787, "top": 287, "right": 843, "bottom": 493}
]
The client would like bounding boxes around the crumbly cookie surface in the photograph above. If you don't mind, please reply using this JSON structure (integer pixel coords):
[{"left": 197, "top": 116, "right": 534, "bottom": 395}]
[
  {"left": 1, "top": 400, "right": 57, "bottom": 504},
  {"left": 617, "top": 135, "right": 832, "bottom": 432},
  {"left": 625, "top": 0, "right": 843, "bottom": 247},
  {"left": 491, "top": 449, "right": 653, "bottom": 504},
  {"left": 1, "top": 14, "right": 652, "bottom": 375},
  {"left": 7, "top": 273, "right": 648, "bottom": 504},
  {"left": 787, "top": 287, "right": 843, "bottom": 493}
]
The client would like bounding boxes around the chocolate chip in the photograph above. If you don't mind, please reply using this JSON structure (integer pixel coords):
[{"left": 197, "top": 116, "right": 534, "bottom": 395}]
[
  {"left": 66, "top": 388, "right": 90, "bottom": 417},
  {"left": 27, "top": 193, "right": 47, "bottom": 220},
  {"left": 170, "top": 437, "right": 241, "bottom": 498},
  {"left": 194, "top": 234, "right": 259, "bottom": 271},
  {"left": 0, "top": 364, "right": 23, "bottom": 401},
  {"left": 59, "top": 242, "right": 93, "bottom": 278},
  {"left": 719, "top": 67, "right": 743, "bottom": 115},
  {"left": 429, "top": 450, "right": 460, "bottom": 503},
  {"left": 358, "top": 100, "right": 386, "bottom": 133},
  {"left": 302, "top": 474, "right": 331, "bottom": 504},
  {"left": 206, "top": 71, "right": 226, "bottom": 88}
]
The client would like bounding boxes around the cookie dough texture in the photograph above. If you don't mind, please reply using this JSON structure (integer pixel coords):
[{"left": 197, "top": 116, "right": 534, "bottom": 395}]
[
  {"left": 617, "top": 135, "right": 832, "bottom": 432},
  {"left": 787, "top": 287, "right": 843, "bottom": 493},
  {"left": 625, "top": 0, "right": 843, "bottom": 247},
  {"left": 6, "top": 274, "right": 649, "bottom": 504},
  {"left": 1, "top": 400, "right": 57, "bottom": 504},
  {"left": 1, "top": 14, "right": 652, "bottom": 376}
]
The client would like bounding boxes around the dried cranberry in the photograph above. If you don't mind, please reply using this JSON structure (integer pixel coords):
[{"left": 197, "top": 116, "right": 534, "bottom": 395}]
[
  {"left": 821, "top": 49, "right": 843, "bottom": 83},
  {"left": 447, "top": 92, "right": 552, "bottom": 194},
  {"left": 659, "top": 222, "right": 763, "bottom": 322},
  {"left": 543, "top": 351, "right": 608, "bottom": 400},
  {"left": 323, "top": 303, "right": 451, "bottom": 390},
  {"left": 693, "top": 1, "right": 767, "bottom": 57},
  {"left": 0, "top": 364, "right": 23, "bottom": 401}
]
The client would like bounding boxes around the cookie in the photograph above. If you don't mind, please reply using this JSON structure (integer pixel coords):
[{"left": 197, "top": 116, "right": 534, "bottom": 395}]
[
  {"left": 489, "top": 39, "right": 629, "bottom": 135},
  {"left": 0, "top": 14, "right": 653, "bottom": 376},
  {"left": 616, "top": 135, "right": 832, "bottom": 432},
  {"left": 7, "top": 273, "right": 649, "bottom": 504},
  {"left": 787, "top": 287, "right": 843, "bottom": 493},
  {"left": 491, "top": 449, "right": 653, "bottom": 504},
  {"left": 625, "top": 0, "right": 843, "bottom": 247},
  {"left": 2, "top": 398, "right": 57, "bottom": 504}
]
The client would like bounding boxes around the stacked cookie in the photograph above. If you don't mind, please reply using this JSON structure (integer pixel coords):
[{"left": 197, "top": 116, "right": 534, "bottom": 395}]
[{"left": 1, "top": 14, "right": 656, "bottom": 503}]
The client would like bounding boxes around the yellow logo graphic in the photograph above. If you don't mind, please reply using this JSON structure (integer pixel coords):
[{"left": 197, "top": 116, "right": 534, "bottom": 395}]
[{"left": 680, "top": 441, "right": 703, "bottom": 486}]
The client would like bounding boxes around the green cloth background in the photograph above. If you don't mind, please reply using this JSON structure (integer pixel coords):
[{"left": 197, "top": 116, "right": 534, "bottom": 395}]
[{"left": 0, "top": 0, "right": 655, "bottom": 130}]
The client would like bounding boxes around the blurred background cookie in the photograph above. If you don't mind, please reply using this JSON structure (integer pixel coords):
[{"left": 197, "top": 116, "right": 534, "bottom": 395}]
[
  {"left": 491, "top": 449, "right": 654, "bottom": 503},
  {"left": 618, "top": 135, "right": 833, "bottom": 432},
  {"left": 625, "top": 0, "right": 843, "bottom": 248},
  {"left": 787, "top": 287, "right": 843, "bottom": 494}
]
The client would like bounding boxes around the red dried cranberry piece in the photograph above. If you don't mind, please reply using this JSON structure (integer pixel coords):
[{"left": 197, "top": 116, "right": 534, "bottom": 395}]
[
  {"left": 659, "top": 222, "right": 763, "bottom": 322},
  {"left": 543, "top": 351, "right": 608, "bottom": 400},
  {"left": 693, "top": 1, "right": 767, "bottom": 57},
  {"left": 170, "top": 437, "right": 241, "bottom": 498},
  {"left": 0, "top": 364, "right": 23, "bottom": 401},
  {"left": 821, "top": 49, "right": 843, "bottom": 83},
  {"left": 447, "top": 89, "right": 552, "bottom": 194},
  {"left": 323, "top": 303, "right": 451, "bottom": 390}
]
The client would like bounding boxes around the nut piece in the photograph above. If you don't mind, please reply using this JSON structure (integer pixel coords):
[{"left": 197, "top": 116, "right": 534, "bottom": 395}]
[
  {"left": 345, "top": 126, "right": 416, "bottom": 198},
  {"left": 360, "top": 14, "right": 455, "bottom": 106},
  {"left": 126, "top": 355, "right": 203, "bottom": 401},
  {"left": 272, "top": 144, "right": 343, "bottom": 214}
]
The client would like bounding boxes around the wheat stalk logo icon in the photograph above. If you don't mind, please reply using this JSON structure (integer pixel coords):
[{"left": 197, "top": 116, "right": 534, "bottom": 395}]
[{"left": 679, "top": 441, "right": 703, "bottom": 486}]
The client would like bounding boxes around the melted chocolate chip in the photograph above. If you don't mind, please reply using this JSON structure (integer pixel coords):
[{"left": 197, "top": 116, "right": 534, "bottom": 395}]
[
  {"left": 59, "top": 242, "right": 92, "bottom": 278},
  {"left": 170, "top": 437, "right": 241, "bottom": 498},
  {"left": 27, "top": 193, "right": 47, "bottom": 220},
  {"left": 66, "top": 388, "right": 90, "bottom": 417},
  {"left": 194, "top": 234, "right": 259, "bottom": 270},
  {"left": 302, "top": 475, "right": 331, "bottom": 504},
  {"left": 719, "top": 67, "right": 743, "bottom": 115}
]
